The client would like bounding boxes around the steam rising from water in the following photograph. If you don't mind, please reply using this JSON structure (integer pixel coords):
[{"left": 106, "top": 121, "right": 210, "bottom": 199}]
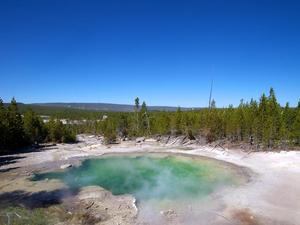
[
  {"left": 32, "top": 154, "right": 239, "bottom": 224},
  {"left": 33, "top": 154, "right": 236, "bottom": 201}
]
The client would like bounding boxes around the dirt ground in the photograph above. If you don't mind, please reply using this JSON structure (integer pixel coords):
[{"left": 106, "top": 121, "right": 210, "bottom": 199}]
[{"left": 0, "top": 134, "right": 300, "bottom": 225}]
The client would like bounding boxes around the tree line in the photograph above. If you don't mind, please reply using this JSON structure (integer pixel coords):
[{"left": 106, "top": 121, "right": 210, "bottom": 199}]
[
  {"left": 0, "top": 98, "right": 76, "bottom": 154},
  {"left": 1, "top": 88, "right": 300, "bottom": 153},
  {"left": 65, "top": 88, "right": 300, "bottom": 148}
]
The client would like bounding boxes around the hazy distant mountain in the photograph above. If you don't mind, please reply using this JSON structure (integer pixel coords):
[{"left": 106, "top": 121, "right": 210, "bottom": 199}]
[{"left": 32, "top": 103, "right": 197, "bottom": 112}]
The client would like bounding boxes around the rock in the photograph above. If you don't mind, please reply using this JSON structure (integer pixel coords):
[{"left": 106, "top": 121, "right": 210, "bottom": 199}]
[
  {"left": 60, "top": 164, "right": 72, "bottom": 169},
  {"left": 145, "top": 138, "right": 156, "bottom": 142},
  {"left": 136, "top": 137, "right": 145, "bottom": 143},
  {"left": 156, "top": 135, "right": 161, "bottom": 142},
  {"left": 78, "top": 186, "right": 108, "bottom": 201},
  {"left": 76, "top": 186, "right": 137, "bottom": 225},
  {"left": 160, "top": 209, "right": 176, "bottom": 217}
]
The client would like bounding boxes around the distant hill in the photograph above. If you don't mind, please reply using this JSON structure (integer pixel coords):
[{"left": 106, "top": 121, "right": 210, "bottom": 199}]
[{"left": 32, "top": 103, "right": 197, "bottom": 112}]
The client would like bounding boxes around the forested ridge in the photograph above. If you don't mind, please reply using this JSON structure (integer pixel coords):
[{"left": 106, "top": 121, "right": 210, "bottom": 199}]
[{"left": 1, "top": 88, "right": 300, "bottom": 153}]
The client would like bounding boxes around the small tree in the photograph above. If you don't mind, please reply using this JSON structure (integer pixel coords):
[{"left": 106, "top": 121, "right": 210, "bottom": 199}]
[
  {"left": 140, "top": 101, "right": 150, "bottom": 136},
  {"left": 118, "top": 114, "right": 129, "bottom": 138},
  {"left": 103, "top": 118, "right": 117, "bottom": 144},
  {"left": 134, "top": 97, "right": 140, "bottom": 135},
  {"left": 0, "top": 98, "right": 8, "bottom": 152},
  {"left": 210, "top": 99, "right": 216, "bottom": 109},
  {"left": 46, "top": 118, "right": 75, "bottom": 143},
  {"left": 291, "top": 107, "right": 300, "bottom": 146},
  {"left": 7, "top": 98, "right": 25, "bottom": 149},
  {"left": 174, "top": 107, "right": 183, "bottom": 135},
  {"left": 23, "top": 108, "right": 45, "bottom": 145}
]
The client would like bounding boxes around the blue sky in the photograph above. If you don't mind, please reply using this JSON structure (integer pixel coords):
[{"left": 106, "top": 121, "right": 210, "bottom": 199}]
[{"left": 0, "top": 0, "right": 299, "bottom": 107}]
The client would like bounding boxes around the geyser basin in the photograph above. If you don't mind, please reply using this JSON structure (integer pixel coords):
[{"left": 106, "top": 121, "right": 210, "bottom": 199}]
[{"left": 32, "top": 154, "right": 243, "bottom": 201}]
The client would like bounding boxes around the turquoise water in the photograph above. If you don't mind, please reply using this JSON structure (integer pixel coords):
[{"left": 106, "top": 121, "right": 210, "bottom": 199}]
[{"left": 32, "top": 154, "right": 237, "bottom": 200}]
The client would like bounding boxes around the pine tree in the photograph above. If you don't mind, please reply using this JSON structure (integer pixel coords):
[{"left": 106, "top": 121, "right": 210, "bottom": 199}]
[
  {"left": 46, "top": 117, "right": 75, "bottom": 143},
  {"left": 0, "top": 98, "right": 8, "bottom": 152},
  {"left": 207, "top": 109, "right": 223, "bottom": 142},
  {"left": 118, "top": 114, "right": 129, "bottom": 138},
  {"left": 210, "top": 99, "right": 216, "bottom": 109},
  {"left": 7, "top": 98, "right": 25, "bottom": 149},
  {"left": 237, "top": 99, "right": 246, "bottom": 141},
  {"left": 103, "top": 118, "right": 117, "bottom": 144},
  {"left": 257, "top": 93, "right": 269, "bottom": 146},
  {"left": 292, "top": 102, "right": 300, "bottom": 146},
  {"left": 223, "top": 105, "right": 236, "bottom": 140},
  {"left": 23, "top": 108, "right": 45, "bottom": 145},
  {"left": 174, "top": 107, "right": 183, "bottom": 135},
  {"left": 281, "top": 103, "right": 293, "bottom": 146},
  {"left": 134, "top": 97, "right": 140, "bottom": 135},
  {"left": 249, "top": 98, "right": 258, "bottom": 143},
  {"left": 267, "top": 88, "right": 282, "bottom": 147},
  {"left": 151, "top": 112, "right": 171, "bottom": 135},
  {"left": 140, "top": 101, "right": 150, "bottom": 135},
  {"left": 46, "top": 117, "right": 59, "bottom": 142},
  {"left": 182, "top": 113, "right": 195, "bottom": 140}
]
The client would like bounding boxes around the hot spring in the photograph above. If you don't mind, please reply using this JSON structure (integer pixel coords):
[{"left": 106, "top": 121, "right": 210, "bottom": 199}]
[{"left": 32, "top": 153, "right": 243, "bottom": 202}]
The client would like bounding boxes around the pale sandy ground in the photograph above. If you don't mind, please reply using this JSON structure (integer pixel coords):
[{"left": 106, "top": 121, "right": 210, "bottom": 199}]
[{"left": 1, "top": 134, "right": 300, "bottom": 225}]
